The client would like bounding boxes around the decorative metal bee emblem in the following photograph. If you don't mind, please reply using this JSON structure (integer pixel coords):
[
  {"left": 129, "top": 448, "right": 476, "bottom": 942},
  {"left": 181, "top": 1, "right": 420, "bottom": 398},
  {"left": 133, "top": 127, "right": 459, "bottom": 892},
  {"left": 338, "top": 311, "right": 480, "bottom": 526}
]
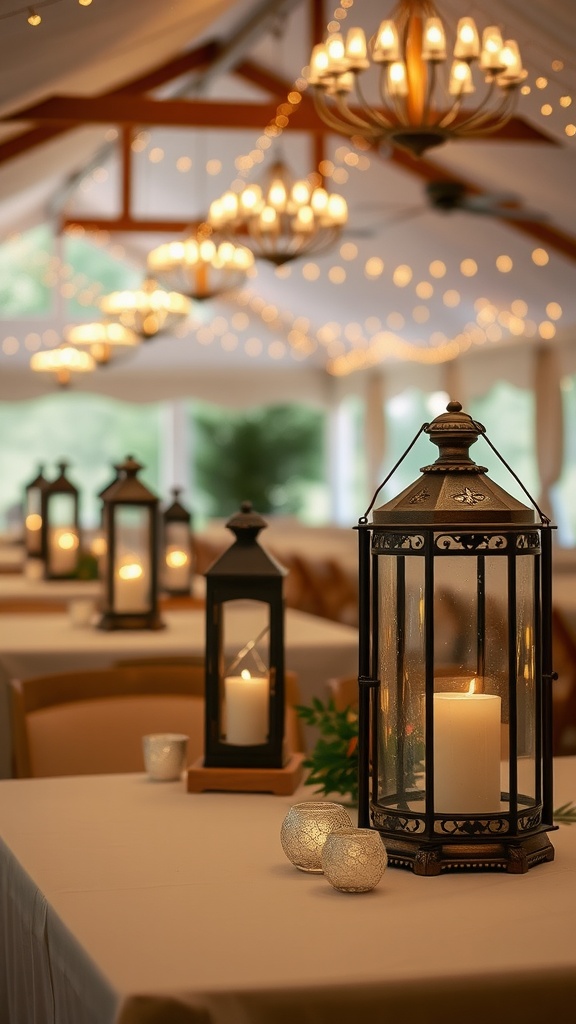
[
  {"left": 452, "top": 487, "right": 486, "bottom": 506},
  {"left": 409, "top": 489, "right": 430, "bottom": 504}
]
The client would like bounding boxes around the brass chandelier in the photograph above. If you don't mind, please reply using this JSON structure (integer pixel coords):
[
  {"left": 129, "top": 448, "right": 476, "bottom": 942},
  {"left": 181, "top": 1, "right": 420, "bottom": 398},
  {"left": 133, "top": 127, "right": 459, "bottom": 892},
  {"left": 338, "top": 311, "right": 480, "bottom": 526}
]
[
  {"left": 208, "top": 158, "right": 348, "bottom": 266},
  {"left": 99, "top": 279, "right": 191, "bottom": 340},
  {"left": 147, "top": 227, "right": 254, "bottom": 301},
  {"left": 307, "top": 0, "right": 527, "bottom": 157}
]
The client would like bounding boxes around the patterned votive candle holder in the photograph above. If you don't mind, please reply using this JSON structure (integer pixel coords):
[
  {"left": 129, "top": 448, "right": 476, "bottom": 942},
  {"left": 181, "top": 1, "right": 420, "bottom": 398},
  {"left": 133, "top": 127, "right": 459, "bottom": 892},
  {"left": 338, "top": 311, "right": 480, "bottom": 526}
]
[
  {"left": 321, "top": 827, "right": 388, "bottom": 892},
  {"left": 280, "top": 801, "right": 351, "bottom": 873}
]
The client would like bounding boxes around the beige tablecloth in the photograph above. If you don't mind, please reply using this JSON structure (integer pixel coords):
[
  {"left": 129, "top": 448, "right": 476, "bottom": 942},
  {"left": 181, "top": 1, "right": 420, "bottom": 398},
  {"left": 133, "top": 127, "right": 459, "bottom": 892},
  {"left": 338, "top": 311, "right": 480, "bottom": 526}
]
[
  {"left": 1, "top": 762, "right": 576, "bottom": 1024},
  {"left": 0, "top": 573, "right": 101, "bottom": 604},
  {"left": 0, "top": 606, "right": 359, "bottom": 776}
]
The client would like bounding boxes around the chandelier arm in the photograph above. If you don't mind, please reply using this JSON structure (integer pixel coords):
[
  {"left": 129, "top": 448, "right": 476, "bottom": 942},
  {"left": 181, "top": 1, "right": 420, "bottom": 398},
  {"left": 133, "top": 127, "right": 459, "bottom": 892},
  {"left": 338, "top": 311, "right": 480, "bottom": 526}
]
[
  {"left": 353, "top": 69, "right": 397, "bottom": 131},
  {"left": 438, "top": 77, "right": 500, "bottom": 132},
  {"left": 423, "top": 61, "right": 438, "bottom": 127},
  {"left": 312, "top": 90, "right": 369, "bottom": 140},
  {"left": 334, "top": 88, "right": 389, "bottom": 134},
  {"left": 454, "top": 88, "right": 517, "bottom": 134},
  {"left": 435, "top": 94, "right": 465, "bottom": 130}
]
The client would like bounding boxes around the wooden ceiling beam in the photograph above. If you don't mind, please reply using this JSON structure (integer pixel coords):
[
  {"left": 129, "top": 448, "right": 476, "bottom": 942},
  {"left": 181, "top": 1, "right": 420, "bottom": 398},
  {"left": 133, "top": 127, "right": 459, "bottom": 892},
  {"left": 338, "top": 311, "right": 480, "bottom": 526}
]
[
  {"left": 62, "top": 216, "right": 197, "bottom": 233},
  {"left": 4, "top": 92, "right": 553, "bottom": 147},
  {"left": 3, "top": 94, "right": 326, "bottom": 132}
]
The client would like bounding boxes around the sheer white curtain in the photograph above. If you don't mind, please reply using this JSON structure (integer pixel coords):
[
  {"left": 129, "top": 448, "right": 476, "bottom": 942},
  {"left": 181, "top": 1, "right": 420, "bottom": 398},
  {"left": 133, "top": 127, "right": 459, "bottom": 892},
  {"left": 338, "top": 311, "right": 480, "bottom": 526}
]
[{"left": 535, "top": 345, "right": 564, "bottom": 522}]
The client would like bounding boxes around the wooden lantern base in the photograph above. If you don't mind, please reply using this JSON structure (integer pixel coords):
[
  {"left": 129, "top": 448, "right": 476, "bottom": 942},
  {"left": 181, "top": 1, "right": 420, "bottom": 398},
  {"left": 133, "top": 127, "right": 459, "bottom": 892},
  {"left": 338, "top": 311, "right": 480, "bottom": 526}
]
[{"left": 186, "top": 752, "right": 305, "bottom": 795}]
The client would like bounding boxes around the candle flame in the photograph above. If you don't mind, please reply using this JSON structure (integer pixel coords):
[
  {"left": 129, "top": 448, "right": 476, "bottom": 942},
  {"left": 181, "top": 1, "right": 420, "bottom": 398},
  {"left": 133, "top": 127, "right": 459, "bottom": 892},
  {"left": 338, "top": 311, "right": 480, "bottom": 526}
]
[
  {"left": 467, "top": 678, "right": 476, "bottom": 695},
  {"left": 240, "top": 669, "right": 252, "bottom": 681},
  {"left": 26, "top": 513, "right": 42, "bottom": 531},
  {"left": 57, "top": 531, "right": 78, "bottom": 551},
  {"left": 166, "top": 548, "right": 188, "bottom": 569},
  {"left": 118, "top": 561, "right": 143, "bottom": 580}
]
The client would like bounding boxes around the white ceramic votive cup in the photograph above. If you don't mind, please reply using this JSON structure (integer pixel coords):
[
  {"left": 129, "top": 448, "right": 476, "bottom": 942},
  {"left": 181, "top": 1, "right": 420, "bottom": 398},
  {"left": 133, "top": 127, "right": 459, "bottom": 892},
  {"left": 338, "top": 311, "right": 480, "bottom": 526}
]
[
  {"left": 280, "top": 801, "right": 352, "bottom": 873},
  {"left": 321, "top": 827, "right": 388, "bottom": 892},
  {"left": 142, "top": 733, "right": 189, "bottom": 781}
]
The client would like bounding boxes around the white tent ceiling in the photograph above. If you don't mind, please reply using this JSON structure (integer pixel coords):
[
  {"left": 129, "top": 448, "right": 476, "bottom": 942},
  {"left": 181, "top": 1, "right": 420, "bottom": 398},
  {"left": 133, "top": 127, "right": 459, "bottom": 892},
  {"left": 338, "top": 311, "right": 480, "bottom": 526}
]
[{"left": 0, "top": 0, "right": 575, "bottom": 405}]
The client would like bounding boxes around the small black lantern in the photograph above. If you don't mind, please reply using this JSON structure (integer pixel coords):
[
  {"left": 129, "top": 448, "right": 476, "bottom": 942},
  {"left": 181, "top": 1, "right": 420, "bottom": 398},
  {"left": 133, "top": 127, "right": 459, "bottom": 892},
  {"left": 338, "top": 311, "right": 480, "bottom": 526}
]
[
  {"left": 40, "top": 461, "right": 81, "bottom": 580},
  {"left": 357, "top": 402, "right": 555, "bottom": 875},
  {"left": 162, "top": 487, "right": 193, "bottom": 596},
  {"left": 23, "top": 464, "right": 48, "bottom": 563},
  {"left": 98, "top": 456, "right": 164, "bottom": 631},
  {"left": 203, "top": 502, "right": 286, "bottom": 771}
]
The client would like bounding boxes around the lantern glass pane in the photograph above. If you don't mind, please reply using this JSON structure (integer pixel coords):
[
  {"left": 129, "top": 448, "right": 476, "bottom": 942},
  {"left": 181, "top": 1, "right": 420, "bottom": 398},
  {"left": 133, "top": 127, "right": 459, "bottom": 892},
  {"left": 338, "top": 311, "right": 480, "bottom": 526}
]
[
  {"left": 221, "top": 599, "right": 271, "bottom": 746},
  {"left": 25, "top": 488, "right": 42, "bottom": 554},
  {"left": 112, "top": 506, "right": 151, "bottom": 613},
  {"left": 515, "top": 555, "right": 537, "bottom": 803},
  {"left": 434, "top": 555, "right": 478, "bottom": 679},
  {"left": 377, "top": 553, "right": 426, "bottom": 810},
  {"left": 163, "top": 522, "right": 191, "bottom": 590},
  {"left": 47, "top": 494, "right": 79, "bottom": 575}
]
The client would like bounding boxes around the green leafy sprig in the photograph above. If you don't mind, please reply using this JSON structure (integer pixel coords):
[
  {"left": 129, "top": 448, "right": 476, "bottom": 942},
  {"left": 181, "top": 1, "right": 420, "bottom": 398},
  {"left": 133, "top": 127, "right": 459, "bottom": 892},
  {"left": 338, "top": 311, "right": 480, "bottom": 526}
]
[
  {"left": 296, "top": 697, "right": 359, "bottom": 805},
  {"left": 553, "top": 801, "right": 576, "bottom": 825}
]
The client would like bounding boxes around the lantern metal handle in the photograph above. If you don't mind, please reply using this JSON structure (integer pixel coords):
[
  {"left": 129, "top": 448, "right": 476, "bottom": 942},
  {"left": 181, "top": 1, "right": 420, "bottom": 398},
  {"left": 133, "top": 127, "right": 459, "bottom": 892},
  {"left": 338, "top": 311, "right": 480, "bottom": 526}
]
[{"left": 359, "top": 419, "right": 551, "bottom": 527}]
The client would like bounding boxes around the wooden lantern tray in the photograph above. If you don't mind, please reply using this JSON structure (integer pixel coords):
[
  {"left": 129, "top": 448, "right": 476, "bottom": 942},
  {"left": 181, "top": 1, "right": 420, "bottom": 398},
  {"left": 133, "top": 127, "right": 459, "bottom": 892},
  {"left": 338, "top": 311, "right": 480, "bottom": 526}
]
[{"left": 187, "top": 752, "right": 305, "bottom": 795}]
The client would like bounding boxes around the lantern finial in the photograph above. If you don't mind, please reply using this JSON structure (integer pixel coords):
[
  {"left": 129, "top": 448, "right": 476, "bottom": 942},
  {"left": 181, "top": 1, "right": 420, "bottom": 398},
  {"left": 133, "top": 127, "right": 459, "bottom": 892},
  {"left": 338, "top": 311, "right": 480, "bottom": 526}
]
[
  {"left": 226, "top": 501, "right": 268, "bottom": 542},
  {"left": 423, "top": 400, "right": 486, "bottom": 472}
]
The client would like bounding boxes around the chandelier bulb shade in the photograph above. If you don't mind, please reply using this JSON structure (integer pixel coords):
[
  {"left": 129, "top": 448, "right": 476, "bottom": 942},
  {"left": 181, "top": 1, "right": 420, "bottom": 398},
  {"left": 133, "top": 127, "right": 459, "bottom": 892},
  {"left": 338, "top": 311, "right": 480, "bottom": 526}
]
[
  {"left": 99, "top": 279, "right": 191, "bottom": 340},
  {"left": 147, "top": 230, "right": 254, "bottom": 301},
  {"left": 30, "top": 344, "right": 96, "bottom": 386},
  {"left": 208, "top": 159, "right": 348, "bottom": 267},
  {"left": 64, "top": 321, "right": 141, "bottom": 367},
  {"left": 307, "top": 0, "right": 527, "bottom": 157}
]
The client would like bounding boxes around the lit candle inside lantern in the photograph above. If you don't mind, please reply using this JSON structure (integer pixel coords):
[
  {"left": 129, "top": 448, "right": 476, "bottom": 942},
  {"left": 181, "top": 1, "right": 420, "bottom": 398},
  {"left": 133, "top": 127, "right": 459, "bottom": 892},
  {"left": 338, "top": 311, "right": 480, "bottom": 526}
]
[
  {"left": 25, "top": 512, "right": 42, "bottom": 555},
  {"left": 163, "top": 546, "right": 190, "bottom": 590},
  {"left": 48, "top": 527, "right": 79, "bottom": 575},
  {"left": 433, "top": 680, "right": 501, "bottom": 813},
  {"left": 224, "top": 668, "right": 269, "bottom": 745},
  {"left": 114, "top": 558, "right": 149, "bottom": 613}
]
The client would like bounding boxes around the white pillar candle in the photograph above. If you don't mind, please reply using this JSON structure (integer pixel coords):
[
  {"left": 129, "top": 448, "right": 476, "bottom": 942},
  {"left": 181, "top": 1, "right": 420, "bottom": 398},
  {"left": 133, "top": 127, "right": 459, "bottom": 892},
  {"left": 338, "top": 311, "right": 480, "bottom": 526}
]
[
  {"left": 434, "top": 686, "right": 501, "bottom": 814},
  {"left": 163, "top": 546, "right": 190, "bottom": 591},
  {"left": 224, "top": 669, "right": 269, "bottom": 745},
  {"left": 114, "top": 559, "right": 149, "bottom": 613},
  {"left": 48, "top": 527, "right": 79, "bottom": 575},
  {"left": 25, "top": 512, "right": 42, "bottom": 555}
]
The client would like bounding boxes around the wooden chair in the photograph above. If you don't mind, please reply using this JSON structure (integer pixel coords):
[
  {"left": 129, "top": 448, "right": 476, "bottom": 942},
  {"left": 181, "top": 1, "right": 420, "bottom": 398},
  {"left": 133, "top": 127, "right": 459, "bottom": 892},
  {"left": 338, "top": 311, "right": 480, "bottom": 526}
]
[
  {"left": 327, "top": 675, "right": 359, "bottom": 713},
  {"left": 10, "top": 664, "right": 205, "bottom": 778},
  {"left": 10, "top": 664, "right": 304, "bottom": 778},
  {"left": 551, "top": 608, "right": 576, "bottom": 755}
]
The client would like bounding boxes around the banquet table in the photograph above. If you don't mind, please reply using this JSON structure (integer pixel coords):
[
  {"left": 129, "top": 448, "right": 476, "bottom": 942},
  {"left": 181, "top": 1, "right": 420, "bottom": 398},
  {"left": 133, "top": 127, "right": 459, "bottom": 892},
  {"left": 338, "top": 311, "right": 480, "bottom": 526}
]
[
  {"left": 1, "top": 761, "right": 576, "bottom": 1024},
  {"left": 0, "top": 606, "right": 359, "bottom": 777},
  {"left": 0, "top": 572, "right": 101, "bottom": 605}
]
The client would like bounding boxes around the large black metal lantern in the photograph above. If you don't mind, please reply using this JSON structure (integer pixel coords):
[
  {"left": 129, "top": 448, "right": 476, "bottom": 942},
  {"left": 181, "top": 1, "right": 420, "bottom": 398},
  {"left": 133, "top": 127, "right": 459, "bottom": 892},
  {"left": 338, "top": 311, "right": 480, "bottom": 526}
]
[
  {"left": 40, "top": 461, "right": 81, "bottom": 580},
  {"left": 357, "top": 402, "right": 555, "bottom": 875},
  {"left": 203, "top": 502, "right": 286, "bottom": 770},
  {"left": 24, "top": 464, "right": 48, "bottom": 562},
  {"left": 162, "top": 487, "right": 193, "bottom": 596},
  {"left": 98, "top": 456, "right": 164, "bottom": 631}
]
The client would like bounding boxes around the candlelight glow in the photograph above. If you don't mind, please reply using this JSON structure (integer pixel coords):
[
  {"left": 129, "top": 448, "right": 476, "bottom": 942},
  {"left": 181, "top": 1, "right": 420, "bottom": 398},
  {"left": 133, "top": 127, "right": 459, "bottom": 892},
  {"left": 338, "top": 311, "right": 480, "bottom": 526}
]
[
  {"left": 26, "top": 513, "right": 42, "bottom": 531},
  {"left": 240, "top": 669, "right": 252, "bottom": 681},
  {"left": 118, "top": 561, "right": 144, "bottom": 581},
  {"left": 57, "top": 531, "right": 79, "bottom": 551},
  {"left": 166, "top": 548, "right": 188, "bottom": 569}
]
